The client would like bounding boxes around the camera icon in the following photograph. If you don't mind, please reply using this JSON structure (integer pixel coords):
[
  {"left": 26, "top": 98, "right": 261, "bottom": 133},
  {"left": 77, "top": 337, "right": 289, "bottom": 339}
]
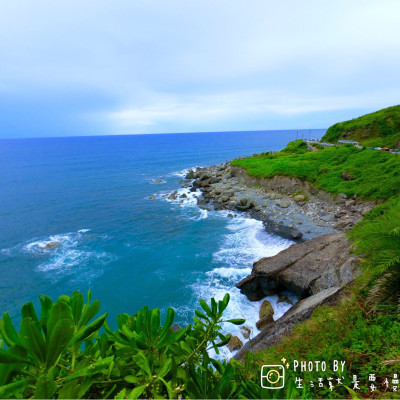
[{"left": 261, "top": 365, "right": 285, "bottom": 389}]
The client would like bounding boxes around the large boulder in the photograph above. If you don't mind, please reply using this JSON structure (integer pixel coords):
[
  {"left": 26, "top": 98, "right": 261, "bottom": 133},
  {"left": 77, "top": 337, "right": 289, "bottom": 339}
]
[
  {"left": 256, "top": 300, "right": 275, "bottom": 330},
  {"left": 227, "top": 335, "right": 243, "bottom": 351},
  {"left": 259, "top": 300, "right": 274, "bottom": 319},
  {"left": 256, "top": 314, "right": 274, "bottom": 330},
  {"left": 234, "top": 287, "right": 343, "bottom": 358},
  {"left": 236, "top": 233, "right": 359, "bottom": 300}
]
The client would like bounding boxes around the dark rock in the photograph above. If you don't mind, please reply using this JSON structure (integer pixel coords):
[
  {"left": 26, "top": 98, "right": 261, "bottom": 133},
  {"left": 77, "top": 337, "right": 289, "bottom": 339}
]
[
  {"left": 234, "top": 287, "right": 343, "bottom": 358},
  {"left": 289, "top": 229, "right": 303, "bottom": 239},
  {"left": 236, "top": 233, "right": 359, "bottom": 300},
  {"left": 278, "top": 294, "right": 293, "bottom": 305},
  {"left": 341, "top": 172, "right": 355, "bottom": 181},
  {"left": 171, "top": 323, "right": 181, "bottom": 332},
  {"left": 42, "top": 241, "right": 61, "bottom": 250},
  {"left": 256, "top": 314, "right": 274, "bottom": 330},
  {"left": 240, "top": 326, "right": 251, "bottom": 339},
  {"left": 209, "top": 177, "right": 221, "bottom": 184},
  {"left": 236, "top": 199, "right": 254, "bottom": 211},
  {"left": 192, "top": 180, "right": 202, "bottom": 189},
  {"left": 259, "top": 300, "right": 274, "bottom": 319},
  {"left": 227, "top": 335, "right": 243, "bottom": 351},
  {"left": 185, "top": 169, "right": 195, "bottom": 179},
  {"left": 200, "top": 173, "right": 211, "bottom": 181},
  {"left": 222, "top": 190, "right": 234, "bottom": 198}
]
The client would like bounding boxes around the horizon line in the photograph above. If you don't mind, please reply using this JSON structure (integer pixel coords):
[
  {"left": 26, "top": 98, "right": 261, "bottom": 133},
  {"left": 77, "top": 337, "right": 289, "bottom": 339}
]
[{"left": 0, "top": 127, "right": 328, "bottom": 141}]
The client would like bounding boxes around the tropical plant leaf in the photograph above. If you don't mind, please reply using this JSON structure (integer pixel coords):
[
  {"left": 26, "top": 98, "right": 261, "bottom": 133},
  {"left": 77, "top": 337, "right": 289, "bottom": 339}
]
[
  {"left": 128, "top": 385, "right": 147, "bottom": 399},
  {"left": 34, "top": 375, "right": 57, "bottom": 399},
  {"left": 20, "top": 317, "right": 46, "bottom": 363},
  {"left": 0, "top": 379, "right": 29, "bottom": 398},
  {"left": 46, "top": 318, "right": 75, "bottom": 368}
]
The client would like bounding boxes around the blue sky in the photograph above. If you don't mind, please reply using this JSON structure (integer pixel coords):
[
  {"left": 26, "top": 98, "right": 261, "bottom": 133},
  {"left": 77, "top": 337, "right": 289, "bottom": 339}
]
[{"left": 1, "top": 0, "right": 399, "bottom": 138}]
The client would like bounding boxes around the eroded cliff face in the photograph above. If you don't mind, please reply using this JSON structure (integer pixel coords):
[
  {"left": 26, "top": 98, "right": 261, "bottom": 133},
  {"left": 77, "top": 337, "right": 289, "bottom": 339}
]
[
  {"left": 234, "top": 233, "right": 360, "bottom": 358},
  {"left": 172, "top": 164, "right": 367, "bottom": 357},
  {"left": 236, "top": 233, "right": 359, "bottom": 300}
]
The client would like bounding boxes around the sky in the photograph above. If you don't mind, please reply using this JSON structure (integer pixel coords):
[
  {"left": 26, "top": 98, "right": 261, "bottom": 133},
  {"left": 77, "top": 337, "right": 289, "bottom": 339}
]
[{"left": 0, "top": 0, "right": 399, "bottom": 138}]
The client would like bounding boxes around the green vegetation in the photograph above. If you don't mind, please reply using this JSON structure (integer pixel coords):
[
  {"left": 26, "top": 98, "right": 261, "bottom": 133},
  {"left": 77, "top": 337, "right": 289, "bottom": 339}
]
[
  {"left": 0, "top": 291, "right": 260, "bottom": 399},
  {"left": 247, "top": 294, "right": 400, "bottom": 398},
  {"left": 230, "top": 139, "right": 400, "bottom": 398},
  {"left": 232, "top": 141, "right": 400, "bottom": 200},
  {"left": 280, "top": 139, "right": 309, "bottom": 154},
  {"left": 2, "top": 108, "right": 400, "bottom": 398},
  {"left": 321, "top": 105, "right": 400, "bottom": 148}
]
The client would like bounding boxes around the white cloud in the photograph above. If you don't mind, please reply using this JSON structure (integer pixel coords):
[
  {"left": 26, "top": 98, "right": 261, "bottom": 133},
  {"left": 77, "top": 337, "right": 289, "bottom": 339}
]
[
  {"left": 0, "top": 0, "right": 399, "bottom": 136},
  {"left": 106, "top": 87, "right": 400, "bottom": 133}
]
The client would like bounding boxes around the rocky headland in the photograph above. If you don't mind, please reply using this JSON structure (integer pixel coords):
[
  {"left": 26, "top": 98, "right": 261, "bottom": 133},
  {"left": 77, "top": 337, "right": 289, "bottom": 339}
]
[{"left": 168, "top": 162, "right": 376, "bottom": 357}]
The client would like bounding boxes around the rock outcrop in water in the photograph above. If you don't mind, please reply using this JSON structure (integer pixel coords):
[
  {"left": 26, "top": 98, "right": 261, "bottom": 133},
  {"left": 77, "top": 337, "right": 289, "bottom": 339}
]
[
  {"left": 236, "top": 233, "right": 359, "bottom": 300},
  {"left": 169, "top": 163, "right": 371, "bottom": 357},
  {"left": 234, "top": 286, "right": 344, "bottom": 358},
  {"left": 233, "top": 232, "right": 359, "bottom": 358}
]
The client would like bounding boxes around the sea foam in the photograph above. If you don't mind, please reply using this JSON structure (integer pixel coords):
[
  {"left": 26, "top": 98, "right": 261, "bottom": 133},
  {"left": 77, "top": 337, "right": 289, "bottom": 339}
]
[
  {"left": 191, "top": 215, "right": 296, "bottom": 360},
  {"left": 3, "top": 229, "right": 115, "bottom": 283}
]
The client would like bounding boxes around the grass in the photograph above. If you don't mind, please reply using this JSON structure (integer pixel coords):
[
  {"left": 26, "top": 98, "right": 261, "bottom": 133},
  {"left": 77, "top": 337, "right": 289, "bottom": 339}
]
[
  {"left": 231, "top": 142, "right": 400, "bottom": 200},
  {"left": 321, "top": 105, "right": 400, "bottom": 149},
  {"left": 242, "top": 293, "right": 400, "bottom": 398},
  {"left": 232, "top": 140, "right": 400, "bottom": 398}
]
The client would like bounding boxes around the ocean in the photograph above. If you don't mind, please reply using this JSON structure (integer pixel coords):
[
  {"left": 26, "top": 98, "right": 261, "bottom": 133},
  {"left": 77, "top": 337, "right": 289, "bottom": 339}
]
[{"left": 0, "top": 130, "right": 325, "bottom": 357}]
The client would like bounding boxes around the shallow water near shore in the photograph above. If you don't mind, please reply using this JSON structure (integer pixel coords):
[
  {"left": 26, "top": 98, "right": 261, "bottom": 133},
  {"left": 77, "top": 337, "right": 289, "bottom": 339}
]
[{"left": 0, "top": 130, "right": 324, "bottom": 356}]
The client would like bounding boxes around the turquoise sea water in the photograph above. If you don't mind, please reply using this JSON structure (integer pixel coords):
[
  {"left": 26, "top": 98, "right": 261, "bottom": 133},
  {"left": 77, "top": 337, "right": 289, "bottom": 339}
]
[{"left": 0, "top": 130, "right": 324, "bottom": 356}]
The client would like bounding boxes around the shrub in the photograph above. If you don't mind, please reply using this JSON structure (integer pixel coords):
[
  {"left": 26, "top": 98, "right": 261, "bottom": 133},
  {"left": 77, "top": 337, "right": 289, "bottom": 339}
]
[{"left": 0, "top": 291, "right": 254, "bottom": 399}]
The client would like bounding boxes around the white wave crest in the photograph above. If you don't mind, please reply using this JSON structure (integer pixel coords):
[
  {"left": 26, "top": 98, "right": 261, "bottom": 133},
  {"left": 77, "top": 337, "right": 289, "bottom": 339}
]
[
  {"left": 190, "top": 215, "right": 296, "bottom": 360},
  {"left": 3, "top": 229, "right": 114, "bottom": 282}
]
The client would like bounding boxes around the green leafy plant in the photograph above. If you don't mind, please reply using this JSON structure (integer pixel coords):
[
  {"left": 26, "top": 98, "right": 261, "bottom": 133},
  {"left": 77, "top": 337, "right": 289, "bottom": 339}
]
[{"left": 0, "top": 291, "right": 253, "bottom": 399}]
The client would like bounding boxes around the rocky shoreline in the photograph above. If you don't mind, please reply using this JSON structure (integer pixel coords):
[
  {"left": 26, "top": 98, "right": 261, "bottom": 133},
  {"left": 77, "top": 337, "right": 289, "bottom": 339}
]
[
  {"left": 167, "top": 162, "right": 376, "bottom": 356},
  {"left": 175, "top": 162, "right": 375, "bottom": 241}
]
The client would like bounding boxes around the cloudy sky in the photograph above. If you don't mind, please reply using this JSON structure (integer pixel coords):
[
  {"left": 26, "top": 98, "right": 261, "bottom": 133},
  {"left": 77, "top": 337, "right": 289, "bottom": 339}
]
[{"left": 0, "top": 0, "right": 399, "bottom": 138}]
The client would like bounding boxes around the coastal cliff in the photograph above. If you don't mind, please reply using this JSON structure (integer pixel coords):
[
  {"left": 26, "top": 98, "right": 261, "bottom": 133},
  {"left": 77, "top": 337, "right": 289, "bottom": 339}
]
[{"left": 172, "top": 160, "right": 374, "bottom": 356}]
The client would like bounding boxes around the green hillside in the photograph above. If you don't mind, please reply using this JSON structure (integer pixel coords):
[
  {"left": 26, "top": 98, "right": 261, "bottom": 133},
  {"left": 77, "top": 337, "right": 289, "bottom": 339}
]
[{"left": 322, "top": 105, "right": 400, "bottom": 148}]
